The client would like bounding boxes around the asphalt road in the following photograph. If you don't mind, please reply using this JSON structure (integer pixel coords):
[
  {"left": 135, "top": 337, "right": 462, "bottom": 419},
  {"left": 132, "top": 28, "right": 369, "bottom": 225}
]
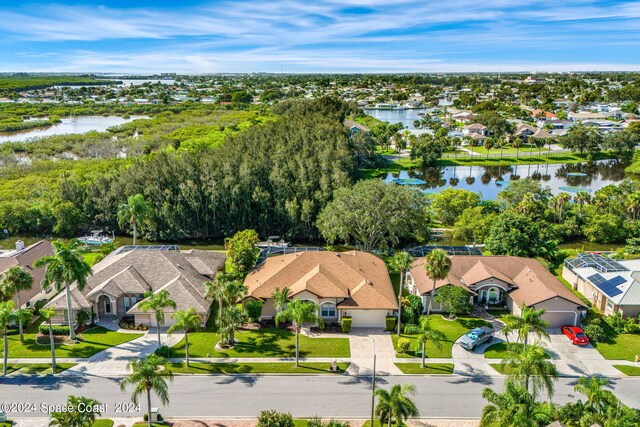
[{"left": 1, "top": 374, "right": 638, "bottom": 419}]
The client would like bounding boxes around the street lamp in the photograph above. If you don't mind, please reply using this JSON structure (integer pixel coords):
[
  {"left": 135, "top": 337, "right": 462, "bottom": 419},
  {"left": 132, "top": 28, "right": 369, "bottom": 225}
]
[{"left": 370, "top": 338, "right": 377, "bottom": 427}]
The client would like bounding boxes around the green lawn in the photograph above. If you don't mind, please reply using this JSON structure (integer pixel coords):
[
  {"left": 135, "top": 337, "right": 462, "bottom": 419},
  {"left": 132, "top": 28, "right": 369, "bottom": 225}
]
[
  {"left": 483, "top": 342, "right": 551, "bottom": 359},
  {"left": 0, "top": 364, "right": 23, "bottom": 375},
  {"left": 469, "top": 143, "right": 539, "bottom": 155},
  {"left": 92, "top": 420, "right": 115, "bottom": 427},
  {"left": 613, "top": 365, "right": 640, "bottom": 376},
  {"left": 81, "top": 252, "right": 103, "bottom": 266},
  {"left": 167, "top": 361, "right": 349, "bottom": 374},
  {"left": 490, "top": 363, "right": 509, "bottom": 374},
  {"left": 394, "top": 363, "right": 454, "bottom": 374},
  {"left": 0, "top": 422, "right": 13, "bottom": 427},
  {"left": 593, "top": 333, "right": 640, "bottom": 361},
  {"left": 392, "top": 315, "right": 490, "bottom": 358},
  {"left": 16, "top": 363, "right": 76, "bottom": 375},
  {"left": 171, "top": 328, "right": 350, "bottom": 358},
  {"left": 2, "top": 326, "right": 143, "bottom": 358}
]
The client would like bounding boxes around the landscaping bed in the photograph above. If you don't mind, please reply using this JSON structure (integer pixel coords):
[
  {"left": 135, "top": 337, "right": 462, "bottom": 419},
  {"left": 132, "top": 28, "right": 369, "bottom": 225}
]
[
  {"left": 394, "top": 363, "right": 454, "bottom": 374},
  {"left": 167, "top": 362, "right": 349, "bottom": 374},
  {"left": 171, "top": 327, "right": 350, "bottom": 358},
  {"left": 392, "top": 315, "right": 490, "bottom": 358}
]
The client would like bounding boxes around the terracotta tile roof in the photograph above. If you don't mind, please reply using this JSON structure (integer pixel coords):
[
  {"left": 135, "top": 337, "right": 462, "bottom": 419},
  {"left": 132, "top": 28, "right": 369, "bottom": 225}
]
[
  {"left": 245, "top": 251, "right": 397, "bottom": 310},
  {"left": 0, "top": 240, "right": 53, "bottom": 306},
  {"left": 410, "top": 256, "right": 585, "bottom": 307}
]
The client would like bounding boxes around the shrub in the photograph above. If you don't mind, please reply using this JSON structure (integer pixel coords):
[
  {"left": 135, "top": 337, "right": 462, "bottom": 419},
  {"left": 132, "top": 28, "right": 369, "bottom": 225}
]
[
  {"left": 33, "top": 299, "right": 48, "bottom": 315},
  {"left": 76, "top": 310, "right": 91, "bottom": 326},
  {"left": 605, "top": 312, "right": 631, "bottom": 334},
  {"left": 39, "top": 324, "right": 70, "bottom": 335},
  {"left": 256, "top": 410, "right": 294, "bottom": 427},
  {"left": 385, "top": 316, "right": 396, "bottom": 331},
  {"left": 403, "top": 324, "right": 420, "bottom": 334},
  {"left": 400, "top": 294, "right": 423, "bottom": 325},
  {"left": 397, "top": 338, "right": 411, "bottom": 354},
  {"left": 245, "top": 300, "right": 263, "bottom": 323},
  {"left": 154, "top": 345, "right": 171, "bottom": 358},
  {"left": 341, "top": 317, "right": 352, "bottom": 333},
  {"left": 584, "top": 322, "right": 606, "bottom": 343},
  {"left": 307, "top": 417, "right": 349, "bottom": 427}
]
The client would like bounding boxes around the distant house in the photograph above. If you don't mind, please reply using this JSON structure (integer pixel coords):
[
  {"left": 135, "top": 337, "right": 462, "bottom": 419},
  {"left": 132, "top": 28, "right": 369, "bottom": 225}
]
[
  {"left": 343, "top": 120, "right": 370, "bottom": 134},
  {"left": 0, "top": 240, "right": 55, "bottom": 308},
  {"left": 514, "top": 123, "right": 537, "bottom": 139},
  {"left": 462, "top": 123, "right": 489, "bottom": 145},
  {"left": 45, "top": 248, "right": 226, "bottom": 327},
  {"left": 568, "top": 111, "right": 608, "bottom": 122},
  {"left": 407, "top": 256, "right": 588, "bottom": 327},
  {"left": 244, "top": 251, "right": 398, "bottom": 328},
  {"left": 563, "top": 254, "right": 640, "bottom": 317},
  {"left": 531, "top": 109, "right": 558, "bottom": 121}
]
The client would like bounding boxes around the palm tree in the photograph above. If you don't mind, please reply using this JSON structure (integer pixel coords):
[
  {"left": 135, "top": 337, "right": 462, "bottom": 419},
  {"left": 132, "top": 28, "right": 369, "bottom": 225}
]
[
  {"left": 271, "top": 287, "right": 291, "bottom": 314},
  {"left": 34, "top": 240, "right": 92, "bottom": 341},
  {"left": 556, "top": 193, "right": 571, "bottom": 222},
  {"left": 40, "top": 307, "right": 58, "bottom": 374},
  {"left": 117, "top": 193, "right": 154, "bottom": 246},
  {"left": 423, "top": 249, "right": 451, "bottom": 316},
  {"left": 627, "top": 192, "right": 640, "bottom": 220},
  {"left": 574, "top": 191, "right": 591, "bottom": 219},
  {"left": 480, "top": 382, "right": 552, "bottom": 427},
  {"left": 0, "top": 300, "right": 16, "bottom": 377},
  {"left": 388, "top": 251, "right": 415, "bottom": 336},
  {"left": 415, "top": 316, "right": 446, "bottom": 368},
  {"left": 374, "top": 383, "right": 419, "bottom": 427},
  {"left": 0, "top": 266, "right": 33, "bottom": 342},
  {"left": 13, "top": 307, "right": 33, "bottom": 344},
  {"left": 573, "top": 376, "right": 616, "bottom": 415},
  {"left": 120, "top": 354, "right": 174, "bottom": 427},
  {"left": 167, "top": 308, "right": 201, "bottom": 367},
  {"left": 219, "top": 305, "right": 247, "bottom": 346},
  {"left": 204, "top": 271, "right": 235, "bottom": 327},
  {"left": 501, "top": 303, "right": 549, "bottom": 347},
  {"left": 49, "top": 395, "right": 103, "bottom": 427},
  {"left": 275, "top": 298, "right": 324, "bottom": 366},
  {"left": 501, "top": 344, "right": 558, "bottom": 399},
  {"left": 512, "top": 137, "right": 523, "bottom": 159},
  {"left": 483, "top": 138, "right": 494, "bottom": 159},
  {"left": 139, "top": 290, "right": 177, "bottom": 347}
]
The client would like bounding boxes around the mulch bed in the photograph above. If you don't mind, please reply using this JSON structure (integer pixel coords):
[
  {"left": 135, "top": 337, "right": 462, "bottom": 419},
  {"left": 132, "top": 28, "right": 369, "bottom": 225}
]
[{"left": 35, "top": 333, "right": 68, "bottom": 345}]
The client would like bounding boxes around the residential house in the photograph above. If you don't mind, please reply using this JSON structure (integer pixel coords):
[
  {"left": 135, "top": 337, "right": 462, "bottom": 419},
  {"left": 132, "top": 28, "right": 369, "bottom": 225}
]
[
  {"left": 0, "top": 240, "right": 55, "bottom": 308},
  {"left": 531, "top": 109, "right": 558, "bottom": 121},
  {"left": 514, "top": 123, "right": 537, "bottom": 139},
  {"left": 244, "top": 251, "right": 398, "bottom": 328},
  {"left": 45, "top": 248, "right": 226, "bottom": 327},
  {"left": 462, "top": 123, "right": 489, "bottom": 145},
  {"left": 343, "top": 120, "right": 370, "bottom": 135},
  {"left": 407, "top": 256, "right": 588, "bottom": 327},
  {"left": 563, "top": 254, "right": 640, "bottom": 317}
]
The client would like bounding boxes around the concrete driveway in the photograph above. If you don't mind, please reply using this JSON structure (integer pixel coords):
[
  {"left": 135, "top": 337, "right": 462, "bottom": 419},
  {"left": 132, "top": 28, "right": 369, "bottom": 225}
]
[{"left": 346, "top": 328, "right": 402, "bottom": 376}]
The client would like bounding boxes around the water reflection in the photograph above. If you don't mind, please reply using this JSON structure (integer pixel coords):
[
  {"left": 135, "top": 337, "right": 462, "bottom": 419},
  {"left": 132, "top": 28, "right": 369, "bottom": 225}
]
[{"left": 384, "top": 160, "right": 627, "bottom": 199}]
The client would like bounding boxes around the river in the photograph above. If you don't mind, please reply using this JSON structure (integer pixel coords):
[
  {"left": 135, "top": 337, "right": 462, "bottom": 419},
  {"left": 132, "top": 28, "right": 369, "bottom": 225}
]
[{"left": 0, "top": 115, "right": 149, "bottom": 143}]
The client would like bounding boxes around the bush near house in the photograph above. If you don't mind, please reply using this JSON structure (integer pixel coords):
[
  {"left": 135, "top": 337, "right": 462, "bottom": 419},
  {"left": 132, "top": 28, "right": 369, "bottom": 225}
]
[
  {"left": 257, "top": 410, "right": 295, "bottom": 427},
  {"left": 397, "top": 338, "right": 411, "bottom": 354},
  {"left": 385, "top": 316, "right": 396, "bottom": 331},
  {"left": 246, "top": 300, "right": 263, "bottom": 323},
  {"left": 38, "top": 324, "right": 70, "bottom": 335},
  {"left": 341, "top": 317, "right": 352, "bottom": 333}
]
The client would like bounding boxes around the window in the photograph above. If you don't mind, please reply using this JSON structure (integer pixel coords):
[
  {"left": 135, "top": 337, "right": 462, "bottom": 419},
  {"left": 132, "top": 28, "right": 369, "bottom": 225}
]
[
  {"left": 606, "top": 299, "right": 614, "bottom": 310},
  {"left": 105, "top": 299, "right": 112, "bottom": 314},
  {"left": 321, "top": 304, "right": 336, "bottom": 317}
]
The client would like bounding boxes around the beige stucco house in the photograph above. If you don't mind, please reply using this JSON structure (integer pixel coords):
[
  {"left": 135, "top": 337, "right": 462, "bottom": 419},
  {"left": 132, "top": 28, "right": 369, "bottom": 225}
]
[
  {"left": 408, "top": 255, "right": 588, "bottom": 327},
  {"left": 244, "top": 250, "right": 398, "bottom": 328}
]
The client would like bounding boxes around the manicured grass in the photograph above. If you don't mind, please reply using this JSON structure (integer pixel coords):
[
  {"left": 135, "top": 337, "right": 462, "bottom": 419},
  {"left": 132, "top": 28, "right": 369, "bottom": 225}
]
[
  {"left": 469, "top": 144, "right": 538, "bottom": 155},
  {"left": 0, "top": 364, "right": 24, "bottom": 375},
  {"left": 167, "top": 361, "right": 349, "bottom": 374},
  {"left": 92, "top": 420, "right": 115, "bottom": 427},
  {"left": 438, "top": 152, "right": 618, "bottom": 167},
  {"left": 132, "top": 423, "right": 168, "bottom": 427},
  {"left": 81, "top": 252, "right": 103, "bottom": 266},
  {"left": 392, "top": 315, "right": 490, "bottom": 358},
  {"left": 483, "top": 342, "right": 551, "bottom": 359},
  {"left": 613, "top": 365, "right": 640, "bottom": 376},
  {"left": 394, "top": 363, "right": 454, "bottom": 374},
  {"left": 17, "top": 363, "right": 76, "bottom": 375},
  {"left": 490, "top": 363, "right": 509, "bottom": 374},
  {"left": 593, "top": 333, "right": 640, "bottom": 361},
  {"left": 2, "top": 326, "right": 143, "bottom": 358},
  {"left": 362, "top": 421, "right": 385, "bottom": 427},
  {"left": 0, "top": 422, "right": 13, "bottom": 427},
  {"left": 171, "top": 328, "right": 350, "bottom": 358}
]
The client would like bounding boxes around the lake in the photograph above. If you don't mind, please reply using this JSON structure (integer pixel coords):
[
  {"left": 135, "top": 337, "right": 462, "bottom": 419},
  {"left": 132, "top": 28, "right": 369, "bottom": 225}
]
[
  {"left": 0, "top": 115, "right": 149, "bottom": 143},
  {"left": 363, "top": 108, "right": 427, "bottom": 129},
  {"left": 383, "top": 160, "right": 627, "bottom": 200}
]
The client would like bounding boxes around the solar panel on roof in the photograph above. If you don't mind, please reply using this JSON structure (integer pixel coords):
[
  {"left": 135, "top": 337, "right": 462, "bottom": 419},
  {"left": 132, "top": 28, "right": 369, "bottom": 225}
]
[
  {"left": 599, "top": 281, "right": 623, "bottom": 298},
  {"left": 607, "top": 276, "right": 626, "bottom": 287},
  {"left": 588, "top": 273, "right": 607, "bottom": 286}
]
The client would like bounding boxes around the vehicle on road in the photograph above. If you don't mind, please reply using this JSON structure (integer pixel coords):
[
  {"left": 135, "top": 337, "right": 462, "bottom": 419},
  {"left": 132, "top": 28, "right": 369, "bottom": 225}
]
[
  {"left": 562, "top": 326, "right": 590, "bottom": 345},
  {"left": 459, "top": 327, "right": 494, "bottom": 351}
]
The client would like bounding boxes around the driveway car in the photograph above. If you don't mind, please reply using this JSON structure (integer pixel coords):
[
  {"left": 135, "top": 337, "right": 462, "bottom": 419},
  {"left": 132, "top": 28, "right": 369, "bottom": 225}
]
[
  {"left": 459, "top": 327, "right": 494, "bottom": 351},
  {"left": 562, "top": 326, "right": 590, "bottom": 345}
]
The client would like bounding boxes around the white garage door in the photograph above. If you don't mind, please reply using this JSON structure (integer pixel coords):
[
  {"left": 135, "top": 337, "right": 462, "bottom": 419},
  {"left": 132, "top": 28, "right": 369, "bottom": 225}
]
[
  {"left": 349, "top": 310, "right": 387, "bottom": 328},
  {"left": 542, "top": 311, "right": 578, "bottom": 328}
]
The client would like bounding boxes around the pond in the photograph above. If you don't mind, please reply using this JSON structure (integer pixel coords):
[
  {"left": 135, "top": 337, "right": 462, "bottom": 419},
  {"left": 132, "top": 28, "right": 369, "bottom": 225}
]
[
  {"left": 383, "top": 160, "right": 627, "bottom": 200},
  {"left": 363, "top": 108, "right": 427, "bottom": 129},
  {"left": 0, "top": 115, "right": 149, "bottom": 143}
]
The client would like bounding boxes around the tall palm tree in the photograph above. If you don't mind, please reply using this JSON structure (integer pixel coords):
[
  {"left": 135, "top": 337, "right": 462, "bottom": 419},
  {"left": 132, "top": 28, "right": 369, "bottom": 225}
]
[
  {"left": 219, "top": 305, "right": 247, "bottom": 346},
  {"left": 501, "top": 303, "right": 549, "bottom": 347},
  {"left": 501, "top": 344, "right": 558, "bottom": 399},
  {"left": 374, "top": 383, "right": 419, "bottom": 427},
  {"left": 120, "top": 354, "right": 174, "bottom": 427},
  {"left": 139, "top": 290, "right": 177, "bottom": 347},
  {"left": 512, "top": 137, "right": 523, "bottom": 159},
  {"left": 40, "top": 307, "right": 58, "bottom": 375},
  {"left": 574, "top": 191, "right": 591, "bottom": 219},
  {"left": 424, "top": 249, "right": 451, "bottom": 316},
  {"left": 573, "top": 376, "right": 616, "bottom": 415},
  {"left": 13, "top": 307, "right": 33, "bottom": 344},
  {"left": 0, "top": 300, "right": 16, "bottom": 377},
  {"left": 627, "top": 192, "right": 640, "bottom": 220},
  {"left": 389, "top": 251, "right": 415, "bottom": 336},
  {"left": 556, "top": 193, "right": 571, "bottom": 222},
  {"left": 35, "top": 240, "right": 92, "bottom": 341},
  {"left": 204, "top": 271, "right": 236, "bottom": 328},
  {"left": 117, "top": 193, "right": 154, "bottom": 246},
  {"left": 271, "top": 287, "right": 291, "bottom": 313},
  {"left": 0, "top": 266, "right": 33, "bottom": 342},
  {"left": 480, "top": 382, "right": 552, "bottom": 427},
  {"left": 415, "top": 316, "right": 446, "bottom": 368},
  {"left": 167, "top": 308, "right": 201, "bottom": 367},
  {"left": 275, "top": 298, "right": 324, "bottom": 366}
]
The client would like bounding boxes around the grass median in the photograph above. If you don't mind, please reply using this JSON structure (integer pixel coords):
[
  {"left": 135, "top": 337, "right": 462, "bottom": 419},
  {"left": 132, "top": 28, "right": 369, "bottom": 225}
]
[
  {"left": 394, "top": 363, "right": 454, "bottom": 374},
  {"left": 167, "top": 361, "right": 349, "bottom": 374}
]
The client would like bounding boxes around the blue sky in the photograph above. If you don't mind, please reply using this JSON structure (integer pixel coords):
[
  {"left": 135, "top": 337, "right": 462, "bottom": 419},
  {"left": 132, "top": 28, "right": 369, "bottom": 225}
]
[{"left": 1, "top": 0, "right": 640, "bottom": 73}]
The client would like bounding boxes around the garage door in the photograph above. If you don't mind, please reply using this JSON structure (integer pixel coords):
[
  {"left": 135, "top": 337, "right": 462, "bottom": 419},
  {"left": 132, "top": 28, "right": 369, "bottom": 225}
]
[
  {"left": 349, "top": 310, "right": 387, "bottom": 328},
  {"left": 542, "top": 311, "right": 578, "bottom": 328}
]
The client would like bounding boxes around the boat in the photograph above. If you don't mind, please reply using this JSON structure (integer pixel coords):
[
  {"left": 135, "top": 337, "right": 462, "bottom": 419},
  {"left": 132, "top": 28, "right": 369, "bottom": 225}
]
[
  {"left": 566, "top": 172, "right": 588, "bottom": 177},
  {"left": 391, "top": 178, "right": 427, "bottom": 185},
  {"left": 78, "top": 230, "right": 114, "bottom": 245},
  {"left": 466, "top": 244, "right": 486, "bottom": 248},
  {"left": 257, "top": 236, "right": 291, "bottom": 248},
  {"left": 559, "top": 186, "right": 592, "bottom": 193}
]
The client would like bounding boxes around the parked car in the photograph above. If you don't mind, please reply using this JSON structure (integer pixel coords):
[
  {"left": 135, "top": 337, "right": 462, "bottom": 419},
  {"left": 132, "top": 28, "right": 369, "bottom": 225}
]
[
  {"left": 562, "top": 326, "right": 590, "bottom": 345},
  {"left": 459, "top": 327, "right": 494, "bottom": 351}
]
